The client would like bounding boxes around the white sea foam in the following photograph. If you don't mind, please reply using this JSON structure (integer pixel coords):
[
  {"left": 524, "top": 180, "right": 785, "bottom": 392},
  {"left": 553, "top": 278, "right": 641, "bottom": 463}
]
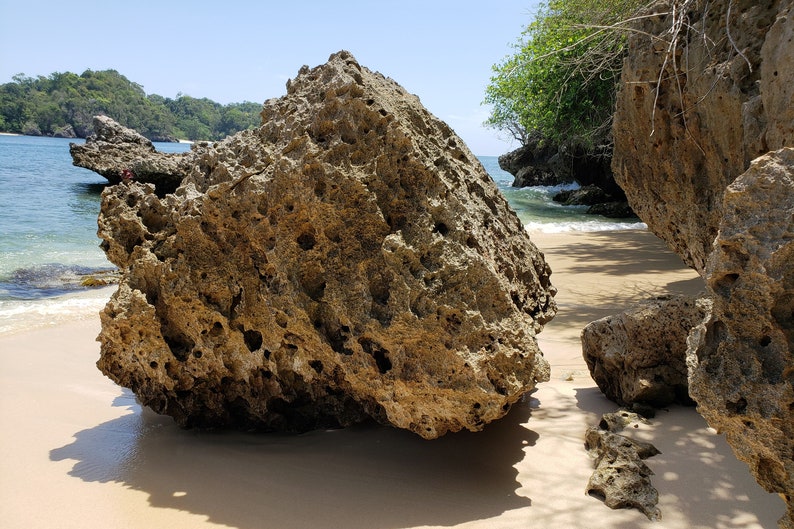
[
  {"left": 0, "top": 287, "right": 113, "bottom": 336},
  {"left": 525, "top": 220, "right": 648, "bottom": 233}
]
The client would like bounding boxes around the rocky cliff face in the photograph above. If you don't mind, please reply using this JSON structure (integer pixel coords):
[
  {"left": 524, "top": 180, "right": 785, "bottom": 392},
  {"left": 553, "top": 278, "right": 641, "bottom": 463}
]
[
  {"left": 612, "top": 1, "right": 794, "bottom": 526},
  {"left": 687, "top": 148, "right": 794, "bottom": 528},
  {"left": 88, "top": 51, "right": 556, "bottom": 440},
  {"left": 612, "top": 0, "right": 791, "bottom": 275}
]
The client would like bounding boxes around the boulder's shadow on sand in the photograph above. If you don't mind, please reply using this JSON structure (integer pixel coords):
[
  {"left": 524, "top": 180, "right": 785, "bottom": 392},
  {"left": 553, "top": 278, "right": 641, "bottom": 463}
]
[{"left": 51, "top": 389, "right": 538, "bottom": 529}]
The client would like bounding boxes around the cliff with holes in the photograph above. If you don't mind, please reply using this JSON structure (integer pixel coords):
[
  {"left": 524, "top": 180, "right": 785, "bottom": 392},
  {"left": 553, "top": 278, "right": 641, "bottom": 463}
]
[
  {"left": 613, "top": 0, "right": 792, "bottom": 275},
  {"left": 611, "top": 1, "right": 794, "bottom": 527}
]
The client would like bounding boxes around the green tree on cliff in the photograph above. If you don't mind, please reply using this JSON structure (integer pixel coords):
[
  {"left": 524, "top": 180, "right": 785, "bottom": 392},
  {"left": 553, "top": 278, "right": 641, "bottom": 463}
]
[{"left": 485, "top": 0, "right": 647, "bottom": 148}]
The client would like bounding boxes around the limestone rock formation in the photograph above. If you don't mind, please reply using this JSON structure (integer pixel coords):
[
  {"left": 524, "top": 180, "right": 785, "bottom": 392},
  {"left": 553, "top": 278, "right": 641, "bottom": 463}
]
[
  {"left": 612, "top": 0, "right": 791, "bottom": 274},
  {"left": 90, "top": 51, "right": 556, "bottom": 440},
  {"left": 498, "top": 133, "right": 571, "bottom": 187},
  {"left": 582, "top": 295, "right": 710, "bottom": 408},
  {"left": 70, "top": 115, "right": 192, "bottom": 194},
  {"left": 612, "top": 3, "right": 794, "bottom": 525},
  {"left": 585, "top": 410, "right": 661, "bottom": 520},
  {"left": 687, "top": 148, "right": 794, "bottom": 529},
  {"left": 499, "top": 134, "right": 630, "bottom": 215}
]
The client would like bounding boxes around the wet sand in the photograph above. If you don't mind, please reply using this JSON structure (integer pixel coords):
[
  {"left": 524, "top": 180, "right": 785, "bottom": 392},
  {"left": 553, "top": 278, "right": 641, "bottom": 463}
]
[{"left": 0, "top": 230, "right": 785, "bottom": 529}]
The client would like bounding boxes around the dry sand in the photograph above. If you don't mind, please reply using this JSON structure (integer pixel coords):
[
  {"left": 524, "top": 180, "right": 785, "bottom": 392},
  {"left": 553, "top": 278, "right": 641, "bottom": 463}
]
[{"left": 0, "top": 230, "right": 785, "bottom": 529}]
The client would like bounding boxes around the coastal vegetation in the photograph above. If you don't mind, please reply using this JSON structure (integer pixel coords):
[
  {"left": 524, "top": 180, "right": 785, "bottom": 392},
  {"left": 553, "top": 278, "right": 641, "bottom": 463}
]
[
  {"left": 484, "top": 0, "right": 647, "bottom": 148},
  {"left": 0, "top": 69, "right": 261, "bottom": 142}
]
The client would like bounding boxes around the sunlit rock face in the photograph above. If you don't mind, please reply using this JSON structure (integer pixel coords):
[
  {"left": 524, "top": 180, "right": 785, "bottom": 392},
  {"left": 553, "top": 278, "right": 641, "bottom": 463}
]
[
  {"left": 612, "top": 2, "right": 794, "bottom": 526},
  {"left": 582, "top": 295, "right": 710, "bottom": 408},
  {"left": 92, "top": 51, "right": 556, "bottom": 439},
  {"left": 612, "top": 0, "right": 788, "bottom": 275},
  {"left": 70, "top": 115, "right": 191, "bottom": 193},
  {"left": 688, "top": 148, "right": 794, "bottom": 529}
]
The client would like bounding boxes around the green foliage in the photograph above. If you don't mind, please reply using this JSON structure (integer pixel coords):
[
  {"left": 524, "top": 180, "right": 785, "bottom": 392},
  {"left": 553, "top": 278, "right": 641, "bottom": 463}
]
[
  {"left": 0, "top": 70, "right": 261, "bottom": 141},
  {"left": 485, "top": 0, "right": 647, "bottom": 147}
]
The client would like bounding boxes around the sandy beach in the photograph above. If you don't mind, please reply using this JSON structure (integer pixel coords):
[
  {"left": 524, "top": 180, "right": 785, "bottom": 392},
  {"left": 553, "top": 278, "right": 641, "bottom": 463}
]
[{"left": 0, "top": 230, "right": 785, "bottom": 529}]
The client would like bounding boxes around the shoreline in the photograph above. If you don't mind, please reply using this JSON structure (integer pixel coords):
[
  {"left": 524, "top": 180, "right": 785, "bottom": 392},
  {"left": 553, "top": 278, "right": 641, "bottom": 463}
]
[{"left": 0, "top": 230, "right": 784, "bottom": 528}]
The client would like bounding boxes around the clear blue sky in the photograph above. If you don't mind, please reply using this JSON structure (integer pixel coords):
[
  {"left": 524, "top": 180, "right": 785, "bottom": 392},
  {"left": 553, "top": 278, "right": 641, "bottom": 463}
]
[{"left": 0, "top": 0, "right": 541, "bottom": 155}]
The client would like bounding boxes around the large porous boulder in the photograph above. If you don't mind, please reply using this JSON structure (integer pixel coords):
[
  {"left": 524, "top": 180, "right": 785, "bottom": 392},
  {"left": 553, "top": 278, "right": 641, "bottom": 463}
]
[
  {"left": 70, "top": 115, "right": 192, "bottom": 194},
  {"left": 687, "top": 148, "right": 794, "bottom": 529},
  {"left": 93, "top": 51, "right": 556, "bottom": 440},
  {"left": 612, "top": 0, "right": 790, "bottom": 274},
  {"left": 582, "top": 295, "right": 710, "bottom": 408}
]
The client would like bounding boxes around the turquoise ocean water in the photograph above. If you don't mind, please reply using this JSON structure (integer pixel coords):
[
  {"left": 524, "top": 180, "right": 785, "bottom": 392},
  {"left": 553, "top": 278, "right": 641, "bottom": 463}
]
[{"left": 0, "top": 135, "right": 643, "bottom": 334}]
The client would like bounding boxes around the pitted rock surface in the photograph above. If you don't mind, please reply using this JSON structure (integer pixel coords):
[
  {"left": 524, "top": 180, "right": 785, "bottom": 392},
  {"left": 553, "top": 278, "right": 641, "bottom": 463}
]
[
  {"left": 92, "top": 51, "right": 556, "bottom": 439},
  {"left": 585, "top": 410, "right": 661, "bottom": 520},
  {"left": 582, "top": 295, "right": 710, "bottom": 408},
  {"left": 70, "top": 115, "right": 192, "bottom": 193},
  {"left": 612, "top": 0, "right": 790, "bottom": 274},
  {"left": 687, "top": 148, "right": 794, "bottom": 528}
]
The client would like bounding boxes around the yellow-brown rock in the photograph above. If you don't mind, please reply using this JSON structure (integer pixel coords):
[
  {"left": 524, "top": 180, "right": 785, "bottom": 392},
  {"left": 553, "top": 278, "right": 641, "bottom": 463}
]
[
  {"left": 612, "top": 0, "right": 789, "bottom": 274},
  {"left": 687, "top": 148, "right": 794, "bottom": 529},
  {"left": 92, "top": 51, "right": 556, "bottom": 439}
]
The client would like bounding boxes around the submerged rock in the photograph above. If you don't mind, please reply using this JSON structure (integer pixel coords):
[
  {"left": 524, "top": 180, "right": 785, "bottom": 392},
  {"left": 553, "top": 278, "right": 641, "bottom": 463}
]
[
  {"left": 688, "top": 148, "right": 794, "bottom": 527},
  {"left": 91, "top": 51, "right": 556, "bottom": 439}
]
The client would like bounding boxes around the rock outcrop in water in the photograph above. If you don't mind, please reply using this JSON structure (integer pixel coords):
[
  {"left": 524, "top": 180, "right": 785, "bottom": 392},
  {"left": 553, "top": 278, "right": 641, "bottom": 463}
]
[
  {"left": 88, "top": 51, "right": 556, "bottom": 439},
  {"left": 611, "top": 1, "right": 794, "bottom": 526},
  {"left": 70, "top": 115, "right": 192, "bottom": 194},
  {"left": 498, "top": 134, "right": 632, "bottom": 218}
]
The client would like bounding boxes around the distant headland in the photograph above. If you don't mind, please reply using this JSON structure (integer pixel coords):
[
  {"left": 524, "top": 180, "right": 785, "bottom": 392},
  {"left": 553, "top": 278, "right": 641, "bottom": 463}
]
[{"left": 0, "top": 69, "right": 261, "bottom": 142}]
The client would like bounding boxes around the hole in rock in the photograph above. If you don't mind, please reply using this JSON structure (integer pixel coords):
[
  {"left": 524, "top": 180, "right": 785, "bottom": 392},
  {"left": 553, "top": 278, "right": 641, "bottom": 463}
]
[
  {"left": 163, "top": 332, "right": 194, "bottom": 361},
  {"left": 359, "top": 338, "right": 392, "bottom": 374},
  {"left": 230, "top": 289, "right": 243, "bottom": 314},
  {"left": 315, "top": 317, "right": 353, "bottom": 356},
  {"left": 432, "top": 222, "right": 449, "bottom": 236},
  {"left": 309, "top": 360, "right": 324, "bottom": 373},
  {"left": 243, "top": 329, "right": 263, "bottom": 352},
  {"left": 511, "top": 292, "right": 522, "bottom": 308},
  {"left": 726, "top": 397, "right": 748, "bottom": 414},
  {"left": 150, "top": 361, "right": 158, "bottom": 369},
  {"left": 369, "top": 278, "right": 391, "bottom": 306},
  {"left": 297, "top": 232, "right": 316, "bottom": 250},
  {"left": 760, "top": 335, "right": 772, "bottom": 347},
  {"left": 714, "top": 273, "right": 740, "bottom": 291},
  {"left": 193, "top": 350, "right": 203, "bottom": 359},
  {"left": 300, "top": 265, "right": 327, "bottom": 301},
  {"left": 209, "top": 321, "right": 224, "bottom": 337}
]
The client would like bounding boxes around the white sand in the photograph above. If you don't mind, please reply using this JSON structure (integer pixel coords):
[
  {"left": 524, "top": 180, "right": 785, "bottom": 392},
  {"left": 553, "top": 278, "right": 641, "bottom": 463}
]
[{"left": 0, "top": 230, "right": 785, "bottom": 529}]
